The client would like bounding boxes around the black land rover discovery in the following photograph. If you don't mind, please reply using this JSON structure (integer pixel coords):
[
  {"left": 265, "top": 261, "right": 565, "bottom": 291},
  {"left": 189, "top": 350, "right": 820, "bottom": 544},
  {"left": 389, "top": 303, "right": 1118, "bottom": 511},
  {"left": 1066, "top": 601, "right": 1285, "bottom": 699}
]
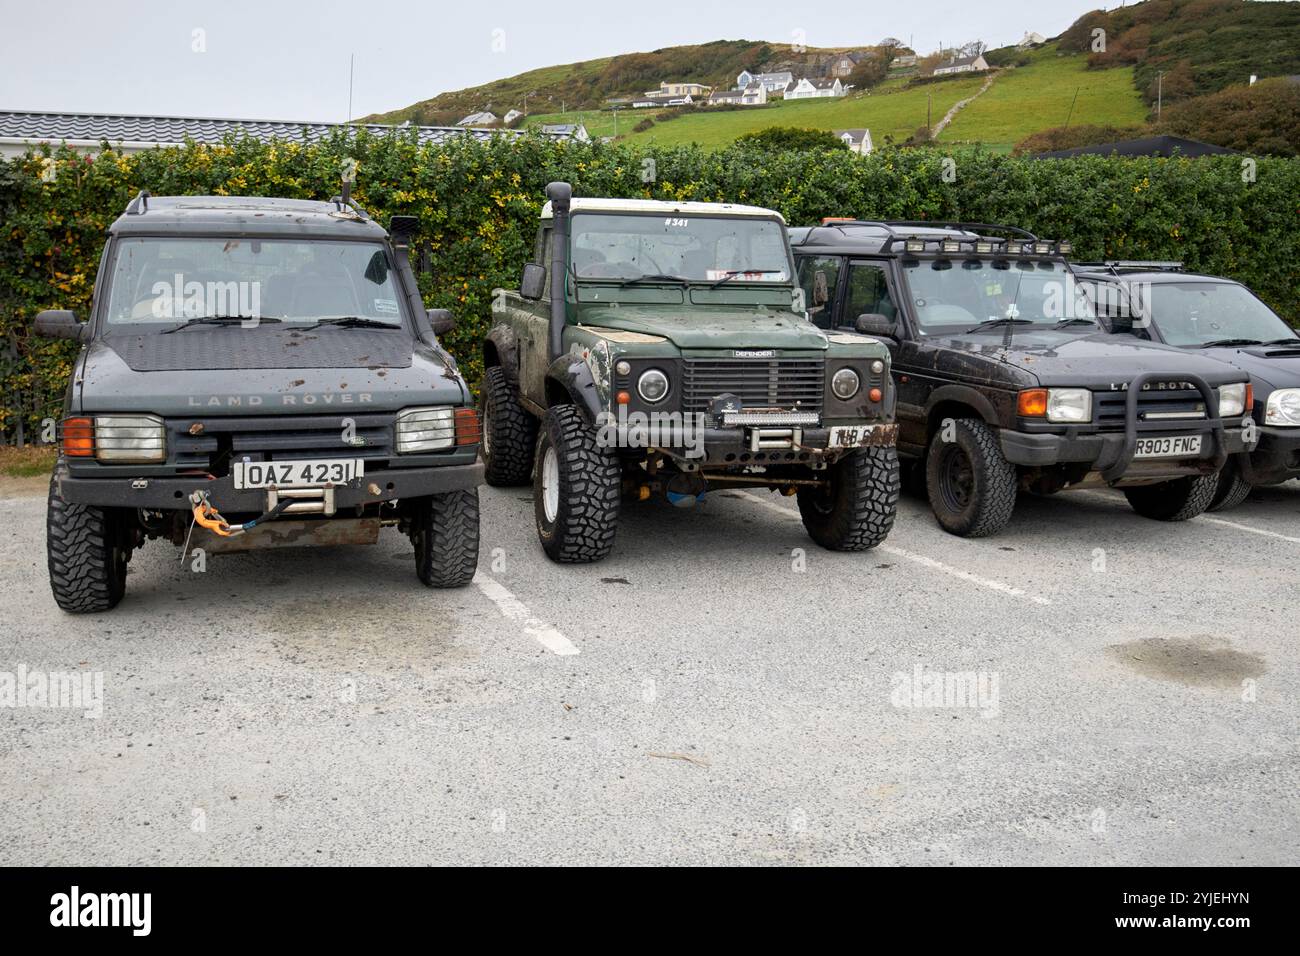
[{"left": 789, "top": 221, "right": 1250, "bottom": 537}]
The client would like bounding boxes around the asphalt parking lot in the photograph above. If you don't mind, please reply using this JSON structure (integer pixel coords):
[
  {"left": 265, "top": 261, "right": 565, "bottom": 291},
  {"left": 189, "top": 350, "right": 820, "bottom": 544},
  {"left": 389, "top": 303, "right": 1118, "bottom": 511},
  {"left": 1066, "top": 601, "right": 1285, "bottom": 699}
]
[{"left": 1, "top": 478, "right": 1297, "bottom": 866}]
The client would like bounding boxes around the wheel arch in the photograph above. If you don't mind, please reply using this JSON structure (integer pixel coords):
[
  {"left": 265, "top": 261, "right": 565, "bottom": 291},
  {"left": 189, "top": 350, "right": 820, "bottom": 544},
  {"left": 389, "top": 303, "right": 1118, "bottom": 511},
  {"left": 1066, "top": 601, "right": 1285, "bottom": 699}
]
[{"left": 925, "top": 386, "right": 1002, "bottom": 439}]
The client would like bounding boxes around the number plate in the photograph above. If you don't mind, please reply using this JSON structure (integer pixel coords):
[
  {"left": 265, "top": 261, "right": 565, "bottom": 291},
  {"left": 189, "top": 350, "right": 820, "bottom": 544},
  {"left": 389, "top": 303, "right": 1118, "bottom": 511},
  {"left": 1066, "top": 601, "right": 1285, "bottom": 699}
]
[
  {"left": 1134, "top": 435, "right": 1202, "bottom": 459},
  {"left": 233, "top": 458, "right": 364, "bottom": 489},
  {"left": 828, "top": 425, "right": 887, "bottom": 448}
]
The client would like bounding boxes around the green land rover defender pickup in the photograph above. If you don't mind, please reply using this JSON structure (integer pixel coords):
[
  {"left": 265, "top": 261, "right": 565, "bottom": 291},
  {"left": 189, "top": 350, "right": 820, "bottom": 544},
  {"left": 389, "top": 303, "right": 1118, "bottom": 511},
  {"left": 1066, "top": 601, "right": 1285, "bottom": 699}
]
[{"left": 480, "top": 183, "right": 900, "bottom": 563}]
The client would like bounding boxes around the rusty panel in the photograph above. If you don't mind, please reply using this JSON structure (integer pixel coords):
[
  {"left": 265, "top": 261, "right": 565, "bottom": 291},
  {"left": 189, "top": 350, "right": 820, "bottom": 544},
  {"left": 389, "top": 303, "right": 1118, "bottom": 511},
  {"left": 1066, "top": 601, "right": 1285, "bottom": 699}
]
[{"left": 191, "top": 518, "right": 382, "bottom": 554}]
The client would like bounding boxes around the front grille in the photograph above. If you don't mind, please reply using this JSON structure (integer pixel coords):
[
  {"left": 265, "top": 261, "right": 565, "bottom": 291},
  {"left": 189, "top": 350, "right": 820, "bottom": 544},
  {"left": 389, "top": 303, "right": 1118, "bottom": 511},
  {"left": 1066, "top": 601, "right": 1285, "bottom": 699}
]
[
  {"left": 681, "top": 357, "right": 824, "bottom": 416},
  {"left": 166, "top": 414, "right": 395, "bottom": 472},
  {"left": 1094, "top": 388, "right": 1208, "bottom": 430}
]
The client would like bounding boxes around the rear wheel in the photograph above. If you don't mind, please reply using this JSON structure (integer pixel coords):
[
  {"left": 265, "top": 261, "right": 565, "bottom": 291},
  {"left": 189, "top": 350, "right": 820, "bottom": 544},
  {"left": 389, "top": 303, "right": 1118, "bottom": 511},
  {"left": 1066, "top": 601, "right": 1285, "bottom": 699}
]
[
  {"left": 924, "top": 419, "right": 1018, "bottom": 537},
  {"left": 533, "top": 405, "right": 620, "bottom": 563},
  {"left": 798, "top": 446, "right": 900, "bottom": 550},
  {"left": 1208, "top": 459, "right": 1252, "bottom": 512},
  {"left": 1123, "top": 474, "right": 1218, "bottom": 522},
  {"left": 47, "top": 467, "right": 128, "bottom": 613},
  {"left": 411, "top": 488, "right": 480, "bottom": 587},
  {"left": 480, "top": 365, "right": 537, "bottom": 486}
]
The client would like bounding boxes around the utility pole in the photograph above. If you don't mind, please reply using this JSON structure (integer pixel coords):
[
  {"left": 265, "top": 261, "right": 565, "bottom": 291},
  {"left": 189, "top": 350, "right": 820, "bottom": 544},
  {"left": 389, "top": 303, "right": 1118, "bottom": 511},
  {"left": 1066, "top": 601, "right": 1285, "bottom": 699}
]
[
  {"left": 347, "top": 54, "right": 355, "bottom": 122},
  {"left": 1064, "top": 86, "right": 1080, "bottom": 128},
  {"left": 927, "top": 92, "right": 932, "bottom": 135},
  {"left": 1156, "top": 71, "right": 1165, "bottom": 120}
]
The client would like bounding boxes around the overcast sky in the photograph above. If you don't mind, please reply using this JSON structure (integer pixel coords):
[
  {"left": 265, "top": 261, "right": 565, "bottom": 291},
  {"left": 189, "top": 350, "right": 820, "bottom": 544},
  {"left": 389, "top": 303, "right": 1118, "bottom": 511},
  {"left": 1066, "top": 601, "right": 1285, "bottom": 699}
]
[{"left": 3, "top": 0, "right": 1109, "bottom": 121}]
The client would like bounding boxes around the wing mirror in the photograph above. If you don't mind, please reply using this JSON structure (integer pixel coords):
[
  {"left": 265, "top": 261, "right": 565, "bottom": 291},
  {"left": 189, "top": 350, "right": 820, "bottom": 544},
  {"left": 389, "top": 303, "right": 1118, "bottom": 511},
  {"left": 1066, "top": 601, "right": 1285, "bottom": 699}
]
[
  {"left": 427, "top": 309, "right": 456, "bottom": 336},
  {"left": 520, "top": 262, "right": 546, "bottom": 300},
  {"left": 855, "top": 313, "right": 898, "bottom": 338},
  {"left": 34, "top": 310, "right": 86, "bottom": 341}
]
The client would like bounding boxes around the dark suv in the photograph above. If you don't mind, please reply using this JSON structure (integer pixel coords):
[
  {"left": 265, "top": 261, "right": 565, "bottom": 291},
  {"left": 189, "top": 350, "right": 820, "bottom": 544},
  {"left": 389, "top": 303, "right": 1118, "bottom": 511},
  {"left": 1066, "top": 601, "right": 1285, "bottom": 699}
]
[
  {"left": 36, "top": 192, "right": 482, "bottom": 612},
  {"left": 1073, "top": 261, "right": 1300, "bottom": 510},
  {"left": 789, "top": 221, "right": 1251, "bottom": 537}
]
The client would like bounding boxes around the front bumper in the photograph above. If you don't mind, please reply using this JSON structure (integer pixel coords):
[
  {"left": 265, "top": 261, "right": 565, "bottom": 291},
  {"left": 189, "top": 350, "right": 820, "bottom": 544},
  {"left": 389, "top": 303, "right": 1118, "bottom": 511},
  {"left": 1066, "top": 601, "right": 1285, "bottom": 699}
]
[
  {"left": 1239, "top": 426, "right": 1300, "bottom": 485},
  {"left": 1001, "top": 426, "right": 1245, "bottom": 481},
  {"left": 602, "top": 422, "right": 897, "bottom": 465},
  {"left": 55, "top": 462, "right": 484, "bottom": 511}
]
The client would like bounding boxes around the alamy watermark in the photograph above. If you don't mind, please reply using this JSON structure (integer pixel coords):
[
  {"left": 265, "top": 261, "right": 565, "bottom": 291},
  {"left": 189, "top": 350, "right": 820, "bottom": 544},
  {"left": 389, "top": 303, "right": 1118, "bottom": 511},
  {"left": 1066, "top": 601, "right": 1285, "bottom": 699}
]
[
  {"left": 1, "top": 665, "right": 103, "bottom": 719},
  {"left": 595, "top": 405, "right": 708, "bottom": 457},
  {"left": 150, "top": 273, "right": 262, "bottom": 326},
  {"left": 890, "top": 664, "right": 999, "bottom": 718}
]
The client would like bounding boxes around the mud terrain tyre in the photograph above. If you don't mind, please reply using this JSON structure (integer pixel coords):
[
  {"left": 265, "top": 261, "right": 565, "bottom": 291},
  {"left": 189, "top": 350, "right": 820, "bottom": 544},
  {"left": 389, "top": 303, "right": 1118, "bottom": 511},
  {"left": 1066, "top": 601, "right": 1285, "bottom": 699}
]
[
  {"left": 1124, "top": 474, "right": 1218, "bottom": 522},
  {"left": 411, "top": 487, "right": 480, "bottom": 587},
  {"left": 1207, "top": 459, "right": 1252, "bottom": 513},
  {"left": 47, "top": 467, "right": 128, "bottom": 613},
  {"left": 924, "top": 418, "right": 1018, "bottom": 537},
  {"left": 480, "top": 365, "right": 537, "bottom": 486},
  {"left": 798, "top": 446, "right": 900, "bottom": 550},
  {"left": 533, "top": 405, "right": 620, "bottom": 563}
]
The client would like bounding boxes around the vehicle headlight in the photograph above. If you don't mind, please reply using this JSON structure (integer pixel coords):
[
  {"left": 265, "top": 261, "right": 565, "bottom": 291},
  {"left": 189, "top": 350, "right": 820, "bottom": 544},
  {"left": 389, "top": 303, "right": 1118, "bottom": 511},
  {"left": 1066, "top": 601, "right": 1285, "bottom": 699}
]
[
  {"left": 831, "top": 367, "right": 860, "bottom": 400},
  {"left": 93, "top": 415, "right": 166, "bottom": 462},
  {"left": 637, "top": 368, "right": 670, "bottom": 404},
  {"left": 1217, "top": 383, "right": 1247, "bottom": 419},
  {"left": 1046, "top": 388, "right": 1092, "bottom": 424},
  {"left": 1265, "top": 387, "right": 1300, "bottom": 426},
  {"left": 396, "top": 406, "right": 456, "bottom": 452}
]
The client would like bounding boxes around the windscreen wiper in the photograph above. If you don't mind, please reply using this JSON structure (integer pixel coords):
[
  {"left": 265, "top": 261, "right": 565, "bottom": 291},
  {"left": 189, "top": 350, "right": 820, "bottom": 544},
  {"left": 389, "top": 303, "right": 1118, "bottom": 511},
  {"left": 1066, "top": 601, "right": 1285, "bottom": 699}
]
[
  {"left": 1198, "top": 338, "right": 1262, "bottom": 348},
  {"left": 1263, "top": 337, "right": 1300, "bottom": 346},
  {"left": 965, "top": 317, "right": 1033, "bottom": 334},
  {"left": 618, "top": 274, "right": 691, "bottom": 288},
  {"left": 298, "top": 316, "right": 402, "bottom": 331},
  {"left": 160, "top": 315, "right": 281, "bottom": 334},
  {"left": 708, "top": 269, "right": 786, "bottom": 289},
  {"left": 1053, "top": 317, "right": 1098, "bottom": 329}
]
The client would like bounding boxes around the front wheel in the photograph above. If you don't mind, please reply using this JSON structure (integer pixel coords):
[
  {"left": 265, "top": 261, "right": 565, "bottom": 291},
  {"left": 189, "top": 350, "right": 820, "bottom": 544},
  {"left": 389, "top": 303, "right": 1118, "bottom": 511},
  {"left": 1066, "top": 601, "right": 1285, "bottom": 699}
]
[
  {"left": 411, "top": 488, "right": 480, "bottom": 587},
  {"left": 1123, "top": 474, "right": 1218, "bottom": 522},
  {"left": 797, "top": 446, "right": 900, "bottom": 550},
  {"left": 1208, "top": 459, "right": 1252, "bottom": 513},
  {"left": 47, "top": 468, "right": 128, "bottom": 613},
  {"left": 533, "top": 405, "right": 621, "bottom": 563},
  {"left": 924, "top": 418, "right": 1018, "bottom": 537},
  {"left": 480, "top": 365, "right": 537, "bottom": 486}
]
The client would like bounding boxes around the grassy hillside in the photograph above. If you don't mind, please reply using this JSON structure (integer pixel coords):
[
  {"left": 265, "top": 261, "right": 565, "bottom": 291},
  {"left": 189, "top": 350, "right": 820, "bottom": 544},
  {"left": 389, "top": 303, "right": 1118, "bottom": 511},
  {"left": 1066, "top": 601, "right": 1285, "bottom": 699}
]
[
  {"left": 621, "top": 75, "right": 988, "bottom": 148},
  {"left": 940, "top": 46, "right": 1148, "bottom": 150},
  {"left": 363, "top": 39, "right": 865, "bottom": 124},
  {"left": 1059, "top": 0, "right": 1300, "bottom": 104}
]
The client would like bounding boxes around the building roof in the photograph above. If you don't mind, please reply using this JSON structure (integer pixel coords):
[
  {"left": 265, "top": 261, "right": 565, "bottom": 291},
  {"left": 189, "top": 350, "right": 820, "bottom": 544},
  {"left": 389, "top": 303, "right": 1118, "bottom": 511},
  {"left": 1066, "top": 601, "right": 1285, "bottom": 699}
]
[
  {"left": 541, "top": 196, "right": 784, "bottom": 222},
  {"left": 1034, "top": 135, "right": 1236, "bottom": 159},
  {"left": 0, "top": 109, "right": 540, "bottom": 149},
  {"left": 803, "top": 77, "right": 841, "bottom": 89},
  {"left": 835, "top": 128, "right": 870, "bottom": 142},
  {"left": 939, "top": 54, "right": 985, "bottom": 68}
]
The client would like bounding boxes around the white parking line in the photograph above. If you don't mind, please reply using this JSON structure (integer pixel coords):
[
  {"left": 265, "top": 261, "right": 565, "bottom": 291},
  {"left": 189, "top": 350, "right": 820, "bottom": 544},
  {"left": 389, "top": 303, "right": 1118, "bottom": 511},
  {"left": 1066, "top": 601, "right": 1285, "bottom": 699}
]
[
  {"left": 745, "top": 494, "right": 1052, "bottom": 606},
  {"left": 473, "top": 572, "right": 581, "bottom": 656},
  {"left": 1072, "top": 489, "right": 1300, "bottom": 544},
  {"left": 1198, "top": 515, "right": 1300, "bottom": 544}
]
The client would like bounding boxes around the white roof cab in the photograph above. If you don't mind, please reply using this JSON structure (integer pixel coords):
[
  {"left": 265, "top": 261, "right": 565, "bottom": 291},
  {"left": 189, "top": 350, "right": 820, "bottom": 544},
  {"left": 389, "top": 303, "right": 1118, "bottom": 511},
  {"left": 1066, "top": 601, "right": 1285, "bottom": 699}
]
[{"left": 541, "top": 196, "right": 785, "bottom": 223}]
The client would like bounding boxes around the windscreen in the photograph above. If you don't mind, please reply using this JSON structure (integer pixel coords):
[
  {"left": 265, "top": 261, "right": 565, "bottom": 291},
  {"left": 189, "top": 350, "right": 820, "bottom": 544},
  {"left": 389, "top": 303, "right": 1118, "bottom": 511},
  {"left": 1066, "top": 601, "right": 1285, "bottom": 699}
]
[
  {"left": 1144, "top": 282, "right": 1294, "bottom": 347},
  {"left": 103, "top": 238, "right": 405, "bottom": 327},
  {"left": 903, "top": 259, "right": 1098, "bottom": 333},
  {"left": 569, "top": 213, "right": 790, "bottom": 283}
]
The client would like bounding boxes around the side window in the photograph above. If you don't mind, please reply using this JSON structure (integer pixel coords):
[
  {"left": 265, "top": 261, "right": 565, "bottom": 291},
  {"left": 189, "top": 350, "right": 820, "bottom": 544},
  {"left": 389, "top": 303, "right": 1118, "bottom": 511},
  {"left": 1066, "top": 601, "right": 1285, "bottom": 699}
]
[
  {"left": 845, "top": 263, "right": 897, "bottom": 326},
  {"left": 797, "top": 256, "right": 842, "bottom": 329}
]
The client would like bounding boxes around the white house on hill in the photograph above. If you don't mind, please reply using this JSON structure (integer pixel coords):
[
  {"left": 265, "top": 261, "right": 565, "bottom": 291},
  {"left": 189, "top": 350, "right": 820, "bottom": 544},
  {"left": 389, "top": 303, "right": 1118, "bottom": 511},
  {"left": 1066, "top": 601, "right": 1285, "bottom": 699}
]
[
  {"left": 457, "top": 110, "right": 498, "bottom": 126},
  {"left": 708, "top": 84, "right": 767, "bottom": 106},
  {"left": 1018, "top": 31, "right": 1047, "bottom": 48},
  {"left": 933, "top": 54, "right": 989, "bottom": 76},
  {"left": 736, "top": 70, "right": 793, "bottom": 94},
  {"left": 785, "top": 77, "right": 846, "bottom": 100},
  {"left": 834, "top": 128, "right": 874, "bottom": 155}
]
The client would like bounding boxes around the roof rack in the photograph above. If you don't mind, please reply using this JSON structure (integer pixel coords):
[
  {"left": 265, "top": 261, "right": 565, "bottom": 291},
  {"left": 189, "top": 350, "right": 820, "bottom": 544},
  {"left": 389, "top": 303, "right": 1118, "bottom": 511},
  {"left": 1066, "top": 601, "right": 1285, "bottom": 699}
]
[
  {"left": 124, "top": 189, "right": 150, "bottom": 215},
  {"left": 797, "top": 218, "right": 1041, "bottom": 252},
  {"left": 1073, "top": 260, "right": 1183, "bottom": 274}
]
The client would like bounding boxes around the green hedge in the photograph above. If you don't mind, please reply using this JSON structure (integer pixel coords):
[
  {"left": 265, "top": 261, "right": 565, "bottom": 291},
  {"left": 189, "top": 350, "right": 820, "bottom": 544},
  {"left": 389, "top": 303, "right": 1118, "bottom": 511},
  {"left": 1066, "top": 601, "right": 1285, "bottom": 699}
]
[{"left": 2, "top": 131, "right": 1297, "bottom": 443}]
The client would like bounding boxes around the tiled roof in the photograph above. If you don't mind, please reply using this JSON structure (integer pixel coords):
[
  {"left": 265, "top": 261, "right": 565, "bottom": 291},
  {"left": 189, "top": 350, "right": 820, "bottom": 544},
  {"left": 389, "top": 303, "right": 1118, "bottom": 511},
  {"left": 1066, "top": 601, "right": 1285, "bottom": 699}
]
[{"left": 0, "top": 110, "right": 566, "bottom": 148}]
